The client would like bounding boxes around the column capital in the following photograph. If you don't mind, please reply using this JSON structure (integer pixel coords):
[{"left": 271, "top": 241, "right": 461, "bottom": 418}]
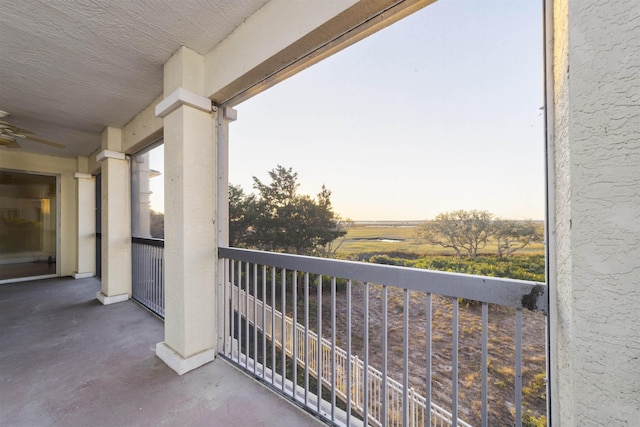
[
  {"left": 74, "top": 172, "right": 93, "bottom": 179},
  {"left": 223, "top": 106, "right": 237, "bottom": 122},
  {"left": 155, "top": 87, "right": 212, "bottom": 118},
  {"left": 96, "top": 150, "right": 126, "bottom": 162}
]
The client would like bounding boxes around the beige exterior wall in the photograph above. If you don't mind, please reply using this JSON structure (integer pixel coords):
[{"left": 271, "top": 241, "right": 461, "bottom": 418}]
[
  {"left": 0, "top": 150, "right": 77, "bottom": 277},
  {"left": 121, "top": 95, "right": 164, "bottom": 155},
  {"left": 550, "top": 0, "right": 640, "bottom": 424},
  {"left": 86, "top": 96, "right": 164, "bottom": 176}
]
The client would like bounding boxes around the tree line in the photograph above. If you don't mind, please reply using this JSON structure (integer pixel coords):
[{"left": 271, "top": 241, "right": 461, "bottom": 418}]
[
  {"left": 229, "top": 166, "right": 542, "bottom": 260},
  {"left": 416, "top": 209, "right": 543, "bottom": 259}
]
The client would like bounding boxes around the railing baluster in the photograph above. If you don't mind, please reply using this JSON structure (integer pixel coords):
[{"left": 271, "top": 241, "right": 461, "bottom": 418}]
[
  {"left": 160, "top": 246, "right": 165, "bottom": 317},
  {"left": 382, "top": 285, "right": 388, "bottom": 426},
  {"left": 271, "top": 266, "right": 276, "bottom": 386},
  {"left": 403, "top": 288, "right": 410, "bottom": 426},
  {"left": 304, "top": 272, "right": 310, "bottom": 406},
  {"left": 482, "top": 302, "right": 488, "bottom": 427},
  {"left": 427, "top": 292, "right": 432, "bottom": 427},
  {"left": 245, "top": 261, "right": 250, "bottom": 370},
  {"left": 515, "top": 308, "right": 523, "bottom": 427},
  {"left": 262, "top": 264, "right": 267, "bottom": 379},
  {"left": 145, "top": 245, "right": 150, "bottom": 310},
  {"left": 346, "top": 279, "right": 352, "bottom": 427},
  {"left": 253, "top": 263, "right": 258, "bottom": 373},
  {"left": 218, "top": 257, "right": 224, "bottom": 354},
  {"left": 331, "top": 276, "right": 336, "bottom": 423},
  {"left": 230, "top": 259, "right": 236, "bottom": 361},
  {"left": 237, "top": 261, "right": 242, "bottom": 364},
  {"left": 292, "top": 270, "right": 298, "bottom": 402},
  {"left": 146, "top": 246, "right": 151, "bottom": 310},
  {"left": 363, "top": 282, "right": 369, "bottom": 426},
  {"left": 452, "top": 297, "right": 459, "bottom": 426},
  {"left": 317, "top": 274, "right": 323, "bottom": 414},
  {"left": 221, "top": 258, "right": 225, "bottom": 355},
  {"left": 281, "top": 268, "right": 287, "bottom": 393}
]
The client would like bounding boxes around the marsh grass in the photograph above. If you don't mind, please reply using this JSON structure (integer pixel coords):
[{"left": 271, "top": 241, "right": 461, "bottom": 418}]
[{"left": 335, "top": 223, "right": 544, "bottom": 257}]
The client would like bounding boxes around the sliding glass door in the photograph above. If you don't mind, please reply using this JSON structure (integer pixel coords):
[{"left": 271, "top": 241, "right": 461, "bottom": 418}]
[{"left": 0, "top": 170, "right": 58, "bottom": 282}]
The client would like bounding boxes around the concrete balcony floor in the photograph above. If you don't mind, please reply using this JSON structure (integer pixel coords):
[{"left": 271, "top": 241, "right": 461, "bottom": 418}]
[{"left": 0, "top": 277, "right": 324, "bottom": 427}]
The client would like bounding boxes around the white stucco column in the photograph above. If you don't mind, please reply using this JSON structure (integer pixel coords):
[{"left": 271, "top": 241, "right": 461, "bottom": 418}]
[
  {"left": 549, "top": 0, "right": 640, "bottom": 424},
  {"left": 154, "top": 47, "right": 218, "bottom": 375},
  {"left": 96, "top": 127, "right": 132, "bottom": 305},
  {"left": 73, "top": 170, "right": 96, "bottom": 279}
]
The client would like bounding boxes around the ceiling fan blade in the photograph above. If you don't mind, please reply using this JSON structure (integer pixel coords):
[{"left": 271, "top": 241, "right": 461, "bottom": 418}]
[
  {"left": 24, "top": 135, "right": 66, "bottom": 149},
  {"left": 0, "top": 138, "right": 21, "bottom": 149},
  {"left": 0, "top": 121, "right": 33, "bottom": 134}
]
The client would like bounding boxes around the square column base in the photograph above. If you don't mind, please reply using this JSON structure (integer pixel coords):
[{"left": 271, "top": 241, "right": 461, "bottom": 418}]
[
  {"left": 156, "top": 342, "right": 215, "bottom": 375},
  {"left": 96, "top": 292, "right": 129, "bottom": 305},
  {"left": 74, "top": 272, "right": 95, "bottom": 279}
]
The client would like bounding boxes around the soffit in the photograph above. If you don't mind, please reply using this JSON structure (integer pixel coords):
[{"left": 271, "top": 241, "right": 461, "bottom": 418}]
[{"left": 0, "top": 0, "right": 269, "bottom": 158}]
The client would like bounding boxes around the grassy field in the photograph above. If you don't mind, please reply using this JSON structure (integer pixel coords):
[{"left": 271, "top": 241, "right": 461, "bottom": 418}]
[{"left": 334, "top": 222, "right": 545, "bottom": 258}]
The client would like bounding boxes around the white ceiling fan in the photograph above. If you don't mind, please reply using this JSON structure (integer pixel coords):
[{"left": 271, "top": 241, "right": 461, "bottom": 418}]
[{"left": 0, "top": 110, "right": 65, "bottom": 150}]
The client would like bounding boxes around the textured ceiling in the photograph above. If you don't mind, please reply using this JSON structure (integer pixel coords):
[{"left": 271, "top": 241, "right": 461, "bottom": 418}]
[{"left": 0, "top": 0, "right": 270, "bottom": 157}]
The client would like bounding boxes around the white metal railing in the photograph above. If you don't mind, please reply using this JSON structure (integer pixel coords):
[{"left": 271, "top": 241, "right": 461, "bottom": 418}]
[
  {"left": 131, "top": 237, "right": 165, "bottom": 317},
  {"left": 229, "top": 283, "right": 471, "bottom": 427},
  {"left": 218, "top": 247, "right": 547, "bottom": 427}
]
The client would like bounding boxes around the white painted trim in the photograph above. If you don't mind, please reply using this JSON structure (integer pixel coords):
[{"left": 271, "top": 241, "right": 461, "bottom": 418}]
[
  {"left": 96, "top": 291, "right": 129, "bottom": 305},
  {"left": 155, "top": 342, "right": 216, "bottom": 375},
  {"left": 74, "top": 172, "right": 93, "bottom": 179},
  {"left": 73, "top": 272, "right": 94, "bottom": 279},
  {"left": 543, "top": 0, "right": 557, "bottom": 424},
  {"left": 96, "top": 150, "right": 126, "bottom": 162},
  {"left": 155, "top": 87, "right": 212, "bottom": 118},
  {"left": 0, "top": 274, "right": 56, "bottom": 285},
  {"left": 223, "top": 106, "right": 237, "bottom": 121}
]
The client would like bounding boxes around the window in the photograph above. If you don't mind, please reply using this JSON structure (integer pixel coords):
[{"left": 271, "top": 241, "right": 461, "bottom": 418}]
[{"left": 131, "top": 142, "right": 164, "bottom": 239}]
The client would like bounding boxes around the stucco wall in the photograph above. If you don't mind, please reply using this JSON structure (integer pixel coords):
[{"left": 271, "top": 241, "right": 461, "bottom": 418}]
[
  {"left": 0, "top": 151, "right": 78, "bottom": 277},
  {"left": 552, "top": 0, "right": 640, "bottom": 424}
]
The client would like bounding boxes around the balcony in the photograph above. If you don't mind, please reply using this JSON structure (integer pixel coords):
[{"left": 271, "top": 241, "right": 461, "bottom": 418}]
[
  {"left": 217, "top": 248, "right": 547, "bottom": 427},
  {"left": 0, "top": 277, "right": 323, "bottom": 426},
  {"left": 3, "top": 239, "right": 547, "bottom": 426}
]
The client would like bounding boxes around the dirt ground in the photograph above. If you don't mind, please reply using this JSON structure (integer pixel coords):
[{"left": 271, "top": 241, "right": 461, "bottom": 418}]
[{"left": 310, "top": 283, "right": 547, "bottom": 426}]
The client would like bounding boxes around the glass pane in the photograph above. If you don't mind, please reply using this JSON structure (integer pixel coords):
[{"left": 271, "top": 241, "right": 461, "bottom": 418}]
[
  {"left": 0, "top": 170, "right": 57, "bottom": 281},
  {"left": 131, "top": 143, "right": 164, "bottom": 239}
]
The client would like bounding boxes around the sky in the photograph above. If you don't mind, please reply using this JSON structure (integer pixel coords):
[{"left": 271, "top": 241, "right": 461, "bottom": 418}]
[{"left": 151, "top": 0, "right": 545, "bottom": 221}]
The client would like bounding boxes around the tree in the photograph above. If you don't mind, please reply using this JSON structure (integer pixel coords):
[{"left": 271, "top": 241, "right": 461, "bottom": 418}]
[
  {"left": 417, "top": 210, "right": 493, "bottom": 258},
  {"left": 230, "top": 165, "right": 346, "bottom": 256},
  {"left": 150, "top": 210, "right": 164, "bottom": 239},
  {"left": 317, "top": 217, "right": 353, "bottom": 258},
  {"left": 229, "top": 184, "right": 257, "bottom": 247},
  {"left": 493, "top": 219, "right": 543, "bottom": 258}
]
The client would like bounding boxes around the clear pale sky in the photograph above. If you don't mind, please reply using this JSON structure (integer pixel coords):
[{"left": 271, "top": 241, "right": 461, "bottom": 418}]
[{"left": 228, "top": 0, "right": 545, "bottom": 221}]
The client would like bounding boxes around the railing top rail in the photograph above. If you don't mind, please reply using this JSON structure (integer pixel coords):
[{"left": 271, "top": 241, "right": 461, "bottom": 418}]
[
  {"left": 219, "top": 247, "right": 547, "bottom": 312},
  {"left": 132, "top": 236, "right": 165, "bottom": 247}
]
